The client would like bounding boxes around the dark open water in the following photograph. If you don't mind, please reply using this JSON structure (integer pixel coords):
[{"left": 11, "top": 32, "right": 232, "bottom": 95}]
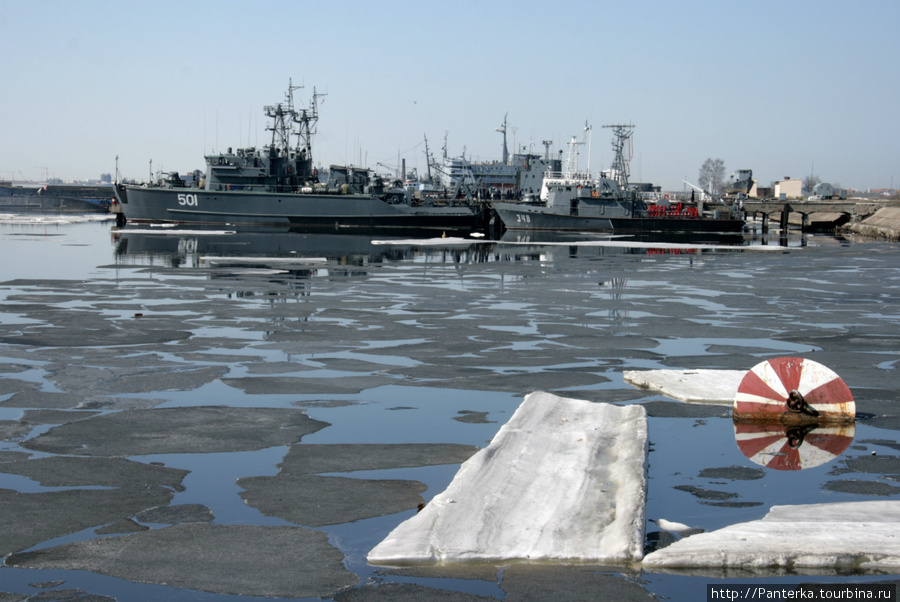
[{"left": 1, "top": 216, "right": 899, "bottom": 600}]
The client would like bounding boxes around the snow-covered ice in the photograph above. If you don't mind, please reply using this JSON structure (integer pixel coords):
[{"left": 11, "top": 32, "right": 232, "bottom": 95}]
[
  {"left": 496, "top": 239, "right": 783, "bottom": 251},
  {"left": 118, "top": 228, "right": 236, "bottom": 235},
  {"left": 367, "top": 391, "right": 648, "bottom": 566},
  {"left": 200, "top": 256, "right": 328, "bottom": 266},
  {"left": 0, "top": 213, "right": 115, "bottom": 225},
  {"left": 642, "top": 501, "right": 900, "bottom": 573},
  {"left": 623, "top": 369, "right": 744, "bottom": 404},
  {"left": 372, "top": 237, "right": 483, "bottom": 246},
  {"left": 653, "top": 518, "right": 704, "bottom": 535}
]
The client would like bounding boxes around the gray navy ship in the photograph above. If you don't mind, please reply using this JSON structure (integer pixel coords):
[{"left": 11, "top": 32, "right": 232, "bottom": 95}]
[
  {"left": 114, "top": 83, "right": 487, "bottom": 234},
  {"left": 492, "top": 125, "right": 745, "bottom": 234},
  {"left": 431, "top": 114, "right": 558, "bottom": 199}
]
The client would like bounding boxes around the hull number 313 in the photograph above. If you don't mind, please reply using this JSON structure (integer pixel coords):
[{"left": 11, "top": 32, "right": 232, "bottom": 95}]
[{"left": 177, "top": 193, "right": 199, "bottom": 206}]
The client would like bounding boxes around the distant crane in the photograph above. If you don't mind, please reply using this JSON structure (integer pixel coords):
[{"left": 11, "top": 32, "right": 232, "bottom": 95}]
[
  {"left": 683, "top": 179, "right": 742, "bottom": 218},
  {"left": 376, "top": 162, "right": 400, "bottom": 180}
]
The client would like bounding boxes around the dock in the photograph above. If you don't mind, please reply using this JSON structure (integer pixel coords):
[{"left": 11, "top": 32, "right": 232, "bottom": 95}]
[{"left": 739, "top": 199, "right": 899, "bottom": 235}]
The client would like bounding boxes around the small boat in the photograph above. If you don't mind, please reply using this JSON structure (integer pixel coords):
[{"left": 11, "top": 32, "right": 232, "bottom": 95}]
[
  {"left": 114, "top": 83, "right": 486, "bottom": 235},
  {"left": 492, "top": 126, "right": 745, "bottom": 234}
]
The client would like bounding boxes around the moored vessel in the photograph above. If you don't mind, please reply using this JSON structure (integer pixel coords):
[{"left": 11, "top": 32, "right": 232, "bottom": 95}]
[
  {"left": 492, "top": 125, "right": 745, "bottom": 234},
  {"left": 0, "top": 182, "right": 113, "bottom": 213},
  {"left": 114, "top": 83, "right": 486, "bottom": 234}
]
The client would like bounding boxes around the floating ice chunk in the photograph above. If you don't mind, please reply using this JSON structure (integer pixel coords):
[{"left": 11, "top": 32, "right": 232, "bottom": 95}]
[
  {"left": 200, "top": 256, "right": 327, "bottom": 266},
  {"left": 0, "top": 213, "right": 115, "bottom": 225},
  {"left": 372, "top": 237, "right": 480, "bottom": 246},
  {"left": 496, "top": 239, "right": 783, "bottom": 251},
  {"left": 642, "top": 501, "right": 900, "bottom": 573},
  {"left": 118, "top": 228, "right": 236, "bottom": 235},
  {"left": 368, "top": 391, "right": 648, "bottom": 566},
  {"left": 623, "top": 369, "right": 745, "bottom": 404},
  {"left": 653, "top": 518, "right": 703, "bottom": 535}
]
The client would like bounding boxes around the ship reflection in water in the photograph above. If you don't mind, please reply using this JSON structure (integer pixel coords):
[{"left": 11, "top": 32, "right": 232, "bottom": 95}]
[
  {"left": 112, "top": 225, "right": 497, "bottom": 276},
  {"left": 110, "top": 224, "right": 754, "bottom": 299}
]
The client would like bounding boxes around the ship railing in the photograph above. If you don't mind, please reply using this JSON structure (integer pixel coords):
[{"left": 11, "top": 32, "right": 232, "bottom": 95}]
[
  {"left": 646, "top": 203, "right": 700, "bottom": 218},
  {"left": 641, "top": 191, "right": 679, "bottom": 203},
  {"left": 542, "top": 169, "right": 595, "bottom": 184}
]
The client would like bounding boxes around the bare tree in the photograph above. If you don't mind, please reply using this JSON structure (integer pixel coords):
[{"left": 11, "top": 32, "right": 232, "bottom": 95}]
[
  {"left": 698, "top": 158, "right": 726, "bottom": 195},
  {"left": 802, "top": 174, "right": 821, "bottom": 194}
]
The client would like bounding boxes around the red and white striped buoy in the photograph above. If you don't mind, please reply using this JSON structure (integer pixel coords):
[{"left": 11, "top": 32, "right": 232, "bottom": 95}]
[
  {"left": 733, "top": 357, "right": 855, "bottom": 424},
  {"left": 734, "top": 421, "right": 855, "bottom": 471}
]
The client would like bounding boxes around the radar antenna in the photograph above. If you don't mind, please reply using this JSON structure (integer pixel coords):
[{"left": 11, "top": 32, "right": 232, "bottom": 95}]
[{"left": 542, "top": 140, "right": 553, "bottom": 161}]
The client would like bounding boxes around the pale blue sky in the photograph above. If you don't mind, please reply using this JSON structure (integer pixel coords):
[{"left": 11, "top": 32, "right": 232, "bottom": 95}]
[{"left": 2, "top": 0, "right": 898, "bottom": 191}]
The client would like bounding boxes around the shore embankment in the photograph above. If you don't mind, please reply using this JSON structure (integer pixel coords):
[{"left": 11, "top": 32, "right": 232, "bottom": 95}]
[{"left": 842, "top": 206, "right": 900, "bottom": 240}]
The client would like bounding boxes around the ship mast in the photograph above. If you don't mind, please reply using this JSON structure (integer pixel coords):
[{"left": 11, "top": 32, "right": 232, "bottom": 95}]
[
  {"left": 563, "top": 136, "right": 583, "bottom": 179},
  {"left": 496, "top": 113, "right": 509, "bottom": 165},
  {"left": 423, "top": 134, "right": 433, "bottom": 182},
  {"left": 293, "top": 86, "right": 324, "bottom": 162},
  {"left": 264, "top": 80, "right": 323, "bottom": 161},
  {"left": 603, "top": 124, "right": 634, "bottom": 189},
  {"left": 264, "top": 84, "right": 294, "bottom": 157}
]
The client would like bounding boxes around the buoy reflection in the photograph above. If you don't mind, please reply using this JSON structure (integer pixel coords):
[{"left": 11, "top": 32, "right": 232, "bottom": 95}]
[{"left": 734, "top": 421, "right": 855, "bottom": 471}]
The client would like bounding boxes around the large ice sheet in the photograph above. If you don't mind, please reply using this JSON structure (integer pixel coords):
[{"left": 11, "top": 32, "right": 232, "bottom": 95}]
[
  {"left": 642, "top": 501, "right": 900, "bottom": 572},
  {"left": 367, "top": 391, "right": 648, "bottom": 566},
  {"left": 623, "top": 369, "right": 744, "bottom": 404}
]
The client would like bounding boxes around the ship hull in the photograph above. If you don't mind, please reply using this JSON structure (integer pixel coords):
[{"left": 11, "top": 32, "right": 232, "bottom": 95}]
[
  {"left": 117, "top": 186, "right": 484, "bottom": 234},
  {"left": 0, "top": 196, "right": 110, "bottom": 213},
  {"left": 0, "top": 185, "right": 113, "bottom": 213},
  {"left": 493, "top": 202, "right": 745, "bottom": 233}
]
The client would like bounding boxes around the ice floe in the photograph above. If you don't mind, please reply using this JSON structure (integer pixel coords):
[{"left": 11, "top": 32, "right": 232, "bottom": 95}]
[
  {"left": 642, "top": 501, "right": 900, "bottom": 573},
  {"left": 623, "top": 369, "right": 744, "bottom": 404},
  {"left": 367, "top": 386, "right": 890, "bottom": 573},
  {"left": 372, "top": 237, "right": 783, "bottom": 251},
  {"left": 371, "top": 236, "right": 482, "bottom": 246},
  {"left": 367, "top": 391, "right": 648, "bottom": 566},
  {"left": 200, "top": 256, "right": 328, "bottom": 266},
  {"left": 117, "top": 228, "right": 236, "bottom": 235},
  {"left": 652, "top": 518, "right": 704, "bottom": 536},
  {"left": 0, "top": 213, "right": 115, "bottom": 225},
  {"left": 497, "top": 239, "right": 783, "bottom": 251}
]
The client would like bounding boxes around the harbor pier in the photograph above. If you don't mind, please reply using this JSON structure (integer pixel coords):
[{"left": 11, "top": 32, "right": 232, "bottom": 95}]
[{"left": 738, "top": 199, "right": 896, "bottom": 234}]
